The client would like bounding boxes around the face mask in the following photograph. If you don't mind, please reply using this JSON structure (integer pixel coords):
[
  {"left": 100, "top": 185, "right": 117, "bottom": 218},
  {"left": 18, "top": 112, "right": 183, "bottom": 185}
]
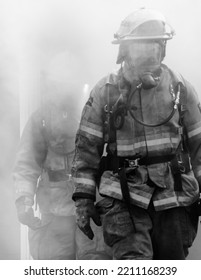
[
  {"left": 127, "top": 41, "right": 162, "bottom": 70},
  {"left": 123, "top": 41, "right": 163, "bottom": 88}
]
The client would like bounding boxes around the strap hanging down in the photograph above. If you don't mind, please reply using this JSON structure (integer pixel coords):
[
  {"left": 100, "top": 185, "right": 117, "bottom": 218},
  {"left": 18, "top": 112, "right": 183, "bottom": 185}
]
[{"left": 119, "top": 167, "right": 136, "bottom": 232}]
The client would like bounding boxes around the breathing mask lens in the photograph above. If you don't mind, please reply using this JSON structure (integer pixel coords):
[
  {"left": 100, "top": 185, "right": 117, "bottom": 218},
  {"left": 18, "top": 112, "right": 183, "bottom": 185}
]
[
  {"left": 123, "top": 41, "right": 162, "bottom": 89},
  {"left": 127, "top": 41, "right": 162, "bottom": 72}
]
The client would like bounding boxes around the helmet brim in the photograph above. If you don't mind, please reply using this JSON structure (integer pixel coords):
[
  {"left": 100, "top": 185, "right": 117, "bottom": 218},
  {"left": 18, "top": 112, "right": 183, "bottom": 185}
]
[{"left": 112, "top": 34, "right": 173, "bottom": 44}]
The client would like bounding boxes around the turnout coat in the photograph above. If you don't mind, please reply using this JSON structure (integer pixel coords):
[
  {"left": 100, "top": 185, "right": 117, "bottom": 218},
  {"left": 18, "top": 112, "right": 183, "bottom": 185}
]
[{"left": 72, "top": 64, "right": 201, "bottom": 211}]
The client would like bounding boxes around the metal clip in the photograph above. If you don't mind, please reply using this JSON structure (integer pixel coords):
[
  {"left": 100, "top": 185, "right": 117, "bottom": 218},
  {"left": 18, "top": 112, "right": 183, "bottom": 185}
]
[
  {"left": 170, "top": 83, "right": 175, "bottom": 100},
  {"left": 176, "top": 154, "right": 186, "bottom": 173},
  {"left": 173, "top": 84, "right": 181, "bottom": 109},
  {"left": 104, "top": 104, "right": 108, "bottom": 113},
  {"left": 104, "top": 104, "right": 113, "bottom": 113},
  {"left": 125, "top": 158, "right": 139, "bottom": 168},
  {"left": 66, "top": 174, "right": 72, "bottom": 181},
  {"left": 136, "top": 83, "right": 142, "bottom": 89},
  {"left": 178, "top": 126, "right": 183, "bottom": 135}
]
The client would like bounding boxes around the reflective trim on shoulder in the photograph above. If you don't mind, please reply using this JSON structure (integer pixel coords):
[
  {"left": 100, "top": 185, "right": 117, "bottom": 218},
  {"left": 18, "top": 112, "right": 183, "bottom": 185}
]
[{"left": 80, "top": 124, "right": 103, "bottom": 138}]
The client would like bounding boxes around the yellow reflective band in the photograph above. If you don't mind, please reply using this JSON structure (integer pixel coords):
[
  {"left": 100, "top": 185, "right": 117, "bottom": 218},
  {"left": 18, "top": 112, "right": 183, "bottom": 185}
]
[
  {"left": 154, "top": 195, "right": 191, "bottom": 207},
  {"left": 101, "top": 183, "right": 150, "bottom": 204},
  {"left": 146, "top": 138, "right": 178, "bottom": 146},
  {"left": 118, "top": 141, "right": 145, "bottom": 151},
  {"left": 154, "top": 196, "right": 177, "bottom": 207},
  {"left": 118, "top": 138, "right": 179, "bottom": 152},
  {"left": 80, "top": 124, "right": 103, "bottom": 138},
  {"left": 188, "top": 126, "right": 201, "bottom": 138},
  {"left": 74, "top": 177, "right": 96, "bottom": 186},
  {"left": 130, "top": 191, "right": 151, "bottom": 204}
]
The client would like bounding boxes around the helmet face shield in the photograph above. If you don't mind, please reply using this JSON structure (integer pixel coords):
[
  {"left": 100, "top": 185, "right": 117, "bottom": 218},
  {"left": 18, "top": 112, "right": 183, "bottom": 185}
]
[{"left": 125, "top": 40, "right": 163, "bottom": 72}]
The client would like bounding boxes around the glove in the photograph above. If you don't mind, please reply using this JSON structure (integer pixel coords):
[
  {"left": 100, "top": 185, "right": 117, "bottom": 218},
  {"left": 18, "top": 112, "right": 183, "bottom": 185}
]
[
  {"left": 15, "top": 196, "right": 43, "bottom": 230},
  {"left": 75, "top": 198, "right": 101, "bottom": 240}
]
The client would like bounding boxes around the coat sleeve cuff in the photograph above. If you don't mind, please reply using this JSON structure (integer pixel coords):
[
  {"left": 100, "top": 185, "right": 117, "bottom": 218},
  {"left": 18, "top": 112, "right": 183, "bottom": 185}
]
[
  {"left": 72, "top": 192, "right": 96, "bottom": 201},
  {"left": 14, "top": 181, "right": 36, "bottom": 201}
]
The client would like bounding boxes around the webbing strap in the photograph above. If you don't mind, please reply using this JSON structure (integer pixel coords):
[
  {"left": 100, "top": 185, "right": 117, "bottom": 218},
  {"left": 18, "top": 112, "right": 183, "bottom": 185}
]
[{"left": 119, "top": 167, "right": 136, "bottom": 231}]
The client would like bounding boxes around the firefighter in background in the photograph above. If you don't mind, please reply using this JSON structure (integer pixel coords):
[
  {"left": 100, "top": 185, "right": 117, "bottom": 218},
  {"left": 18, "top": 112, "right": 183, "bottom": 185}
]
[
  {"left": 72, "top": 8, "right": 201, "bottom": 260},
  {"left": 13, "top": 51, "right": 111, "bottom": 260}
]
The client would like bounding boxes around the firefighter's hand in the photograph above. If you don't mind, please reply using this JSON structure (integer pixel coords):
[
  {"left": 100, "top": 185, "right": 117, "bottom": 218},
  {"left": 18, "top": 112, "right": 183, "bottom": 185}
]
[
  {"left": 75, "top": 198, "right": 101, "bottom": 240},
  {"left": 15, "top": 196, "right": 42, "bottom": 230}
]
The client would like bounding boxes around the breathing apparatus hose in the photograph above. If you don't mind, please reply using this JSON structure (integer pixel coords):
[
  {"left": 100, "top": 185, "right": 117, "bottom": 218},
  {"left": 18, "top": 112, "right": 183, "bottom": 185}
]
[{"left": 126, "top": 83, "right": 181, "bottom": 128}]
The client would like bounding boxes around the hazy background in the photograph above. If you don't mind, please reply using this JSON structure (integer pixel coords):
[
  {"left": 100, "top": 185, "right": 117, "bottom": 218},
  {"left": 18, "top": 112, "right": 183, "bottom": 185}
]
[{"left": 0, "top": 0, "right": 201, "bottom": 259}]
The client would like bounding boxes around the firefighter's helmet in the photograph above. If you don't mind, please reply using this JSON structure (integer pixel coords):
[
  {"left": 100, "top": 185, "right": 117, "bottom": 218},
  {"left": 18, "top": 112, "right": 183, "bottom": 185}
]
[
  {"left": 112, "top": 8, "right": 175, "bottom": 44},
  {"left": 113, "top": 8, "right": 175, "bottom": 64}
]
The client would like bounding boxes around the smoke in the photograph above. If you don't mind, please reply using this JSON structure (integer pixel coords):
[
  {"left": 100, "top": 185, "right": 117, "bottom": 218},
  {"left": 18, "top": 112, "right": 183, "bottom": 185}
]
[
  {"left": 0, "top": 0, "right": 20, "bottom": 259},
  {"left": 0, "top": 0, "right": 201, "bottom": 259}
]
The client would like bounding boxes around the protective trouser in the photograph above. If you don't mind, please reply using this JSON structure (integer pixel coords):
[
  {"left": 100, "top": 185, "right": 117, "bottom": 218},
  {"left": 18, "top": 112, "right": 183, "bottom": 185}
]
[
  {"left": 28, "top": 213, "right": 76, "bottom": 260},
  {"left": 97, "top": 197, "right": 199, "bottom": 260}
]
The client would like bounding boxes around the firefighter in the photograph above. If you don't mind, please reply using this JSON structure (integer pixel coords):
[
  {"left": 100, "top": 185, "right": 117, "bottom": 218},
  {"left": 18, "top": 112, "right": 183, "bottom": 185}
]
[
  {"left": 13, "top": 51, "right": 111, "bottom": 260},
  {"left": 72, "top": 8, "right": 201, "bottom": 259}
]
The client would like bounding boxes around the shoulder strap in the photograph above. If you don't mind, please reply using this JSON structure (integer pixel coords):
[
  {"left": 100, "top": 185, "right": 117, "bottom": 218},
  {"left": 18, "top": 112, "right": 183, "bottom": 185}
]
[
  {"left": 168, "top": 68, "right": 189, "bottom": 153},
  {"left": 168, "top": 68, "right": 187, "bottom": 108},
  {"left": 168, "top": 68, "right": 187, "bottom": 121},
  {"left": 103, "top": 74, "right": 120, "bottom": 146}
]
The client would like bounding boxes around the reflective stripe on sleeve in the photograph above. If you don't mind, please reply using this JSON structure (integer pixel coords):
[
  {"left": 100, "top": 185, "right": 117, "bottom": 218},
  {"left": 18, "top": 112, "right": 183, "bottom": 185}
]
[
  {"left": 154, "top": 196, "right": 178, "bottom": 207},
  {"left": 188, "top": 127, "right": 201, "bottom": 139},
  {"left": 73, "top": 177, "right": 96, "bottom": 187},
  {"left": 80, "top": 124, "right": 103, "bottom": 138},
  {"left": 187, "top": 121, "right": 201, "bottom": 138},
  {"left": 153, "top": 195, "right": 192, "bottom": 208},
  {"left": 100, "top": 181, "right": 151, "bottom": 206}
]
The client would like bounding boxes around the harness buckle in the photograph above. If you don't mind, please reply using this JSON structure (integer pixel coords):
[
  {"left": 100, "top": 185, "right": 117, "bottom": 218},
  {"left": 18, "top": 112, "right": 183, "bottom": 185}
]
[
  {"left": 125, "top": 158, "right": 140, "bottom": 168},
  {"left": 64, "top": 173, "right": 72, "bottom": 181},
  {"left": 104, "top": 104, "right": 113, "bottom": 113},
  {"left": 176, "top": 154, "right": 186, "bottom": 173}
]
